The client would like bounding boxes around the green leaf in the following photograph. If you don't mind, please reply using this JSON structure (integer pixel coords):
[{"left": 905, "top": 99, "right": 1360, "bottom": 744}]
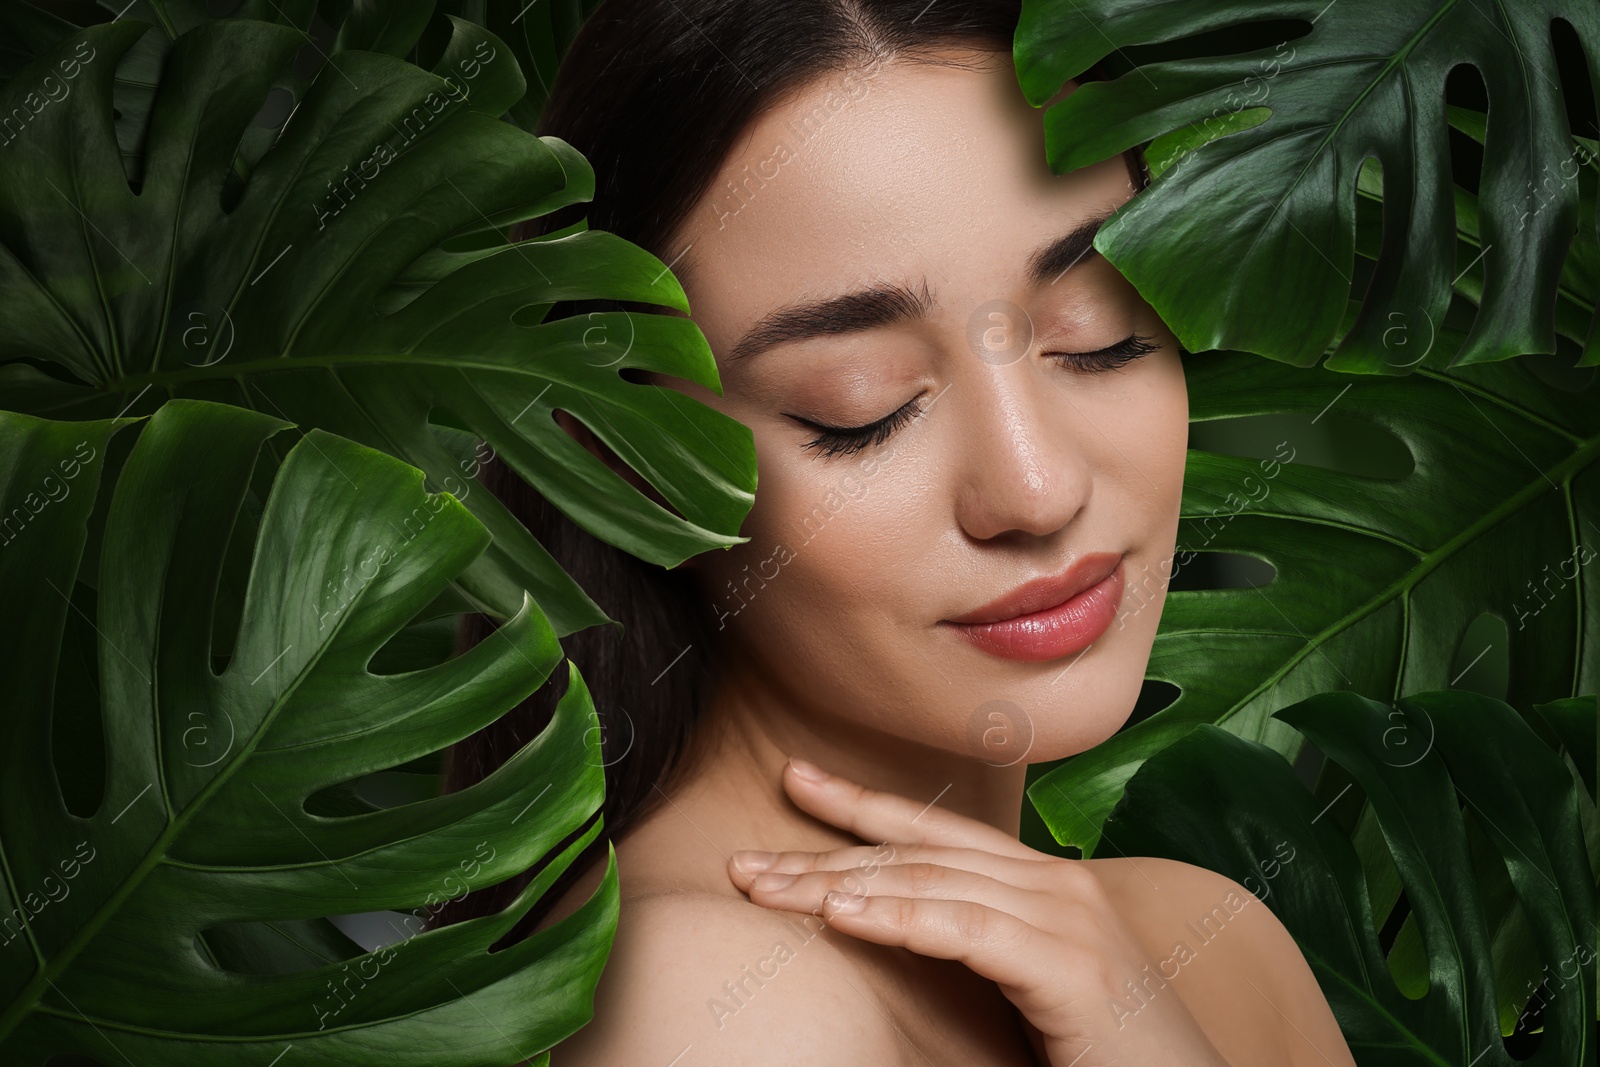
[
  {"left": 0, "top": 399, "right": 618, "bottom": 1064},
  {"left": 1358, "top": 694, "right": 1597, "bottom": 1033},
  {"left": 0, "top": 19, "right": 756, "bottom": 635},
  {"left": 1028, "top": 347, "right": 1599, "bottom": 854},
  {"left": 1094, "top": 690, "right": 1596, "bottom": 1066},
  {"left": 1534, "top": 695, "right": 1599, "bottom": 804},
  {"left": 20, "top": 1, "right": 594, "bottom": 152},
  {"left": 75, "top": 2, "right": 321, "bottom": 185},
  {"left": 1343, "top": 110, "right": 1600, "bottom": 372},
  {"left": 429, "top": 0, "right": 606, "bottom": 132},
  {"left": 1014, "top": 0, "right": 1600, "bottom": 368},
  {"left": 0, "top": 3, "right": 77, "bottom": 84},
  {"left": 1394, "top": 109, "right": 1600, "bottom": 370},
  {"left": 428, "top": 15, "right": 528, "bottom": 119},
  {"left": 93, "top": 1, "right": 318, "bottom": 38},
  {"left": 334, "top": 0, "right": 435, "bottom": 57}
]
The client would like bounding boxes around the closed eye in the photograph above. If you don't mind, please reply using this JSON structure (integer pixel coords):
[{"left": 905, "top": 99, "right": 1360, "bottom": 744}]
[
  {"left": 788, "top": 332, "right": 1161, "bottom": 458},
  {"left": 1047, "top": 332, "right": 1160, "bottom": 372},
  {"left": 791, "top": 394, "right": 927, "bottom": 459}
]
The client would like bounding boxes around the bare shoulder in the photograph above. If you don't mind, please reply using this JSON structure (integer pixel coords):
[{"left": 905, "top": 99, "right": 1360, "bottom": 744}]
[
  {"left": 1083, "top": 854, "right": 1356, "bottom": 1067},
  {"left": 549, "top": 889, "right": 910, "bottom": 1066}
]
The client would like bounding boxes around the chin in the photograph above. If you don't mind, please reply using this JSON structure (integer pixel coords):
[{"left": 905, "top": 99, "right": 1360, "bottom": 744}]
[
  {"left": 1025, "top": 668, "right": 1147, "bottom": 763},
  {"left": 1025, "top": 714, "right": 1135, "bottom": 765}
]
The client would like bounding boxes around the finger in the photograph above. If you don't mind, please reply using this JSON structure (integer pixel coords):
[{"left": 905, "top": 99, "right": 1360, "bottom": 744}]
[
  {"left": 779, "top": 758, "right": 1038, "bottom": 859},
  {"left": 817, "top": 892, "right": 1060, "bottom": 995},
  {"left": 727, "top": 842, "right": 1057, "bottom": 894},
  {"left": 742, "top": 860, "right": 1052, "bottom": 929}
]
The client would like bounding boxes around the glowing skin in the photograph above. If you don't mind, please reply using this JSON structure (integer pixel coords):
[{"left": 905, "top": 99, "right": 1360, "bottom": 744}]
[
  {"left": 545, "top": 48, "right": 1352, "bottom": 1067},
  {"left": 665, "top": 48, "right": 1186, "bottom": 825}
]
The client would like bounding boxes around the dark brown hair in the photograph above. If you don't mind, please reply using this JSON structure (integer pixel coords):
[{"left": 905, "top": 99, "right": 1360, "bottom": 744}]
[{"left": 428, "top": 0, "right": 1148, "bottom": 946}]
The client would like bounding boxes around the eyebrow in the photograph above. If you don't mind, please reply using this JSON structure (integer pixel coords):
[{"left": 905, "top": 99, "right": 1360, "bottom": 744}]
[
  {"left": 1028, "top": 210, "right": 1115, "bottom": 287},
  {"left": 725, "top": 211, "right": 1114, "bottom": 364}
]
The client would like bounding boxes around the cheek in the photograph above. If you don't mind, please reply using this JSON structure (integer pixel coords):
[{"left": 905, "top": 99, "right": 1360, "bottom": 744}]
[
  {"left": 701, "top": 431, "right": 936, "bottom": 707},
  {"left": 1084, "top": 353, "right": 1188, "bottom": 698},
  {"left": 1158, "top": 359, "right": 1189, "bottom": 516},
  {"left": 1118, "top": 352, "right": 1189, "bottom": 515},
  {"left": 734, "top": 421, "right": 922, "bottom": 574}
]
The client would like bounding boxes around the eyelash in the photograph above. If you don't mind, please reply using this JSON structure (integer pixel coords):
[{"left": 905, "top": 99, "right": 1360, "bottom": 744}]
[{"left": 794, "top": 332, "right": 1161, "bottom": 458}]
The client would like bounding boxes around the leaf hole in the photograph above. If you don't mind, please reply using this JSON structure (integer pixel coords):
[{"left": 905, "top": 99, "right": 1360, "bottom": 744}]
[
  {"left": 1449, "top": 611, "right": 1509, "bottom": 701},
  {"left": 1119, "top": 677, "right": 1180, "bottom": 731},
  {"left": 51, "top": 578, "right": 107, "bottom": 818},
  {"left": 1111, "top": 18, "right": 1313, "bottom": 70},
  {"left": 552, "top": 407, "right": 693, "bottom": 524},
  {"left": 1190, "top": 411, "right": 1413, "bottom": 480},
  {"left": 250, "top": 86, "right": 296, "bottom": 130},
  {"left": 1376, "top": 886, "right": 1411, "bottom": 955},
  {"left": 1523, "top": 349, "right": 1596, "bottom": 392},
  {"left": 367, "top": 614, "right": 461, "bottom": 677},
  {"left": 1289, "top": 734, "right": 1324, "bottom": 791},
  {"left": 510, "top": 302, "right": 555, "bottom": 328},
  {"left": 198, "top": 915, "right": 367, "bottom": 976},
  {"left": 1505, "top": 975, "right": 1551, "bottom": 1058},
  {"left": 1444, "top": 63, "right": 1488, "bottom": 196},
  {"left": 1550, "top": 17, "right": 1598, "bottom": 143},
  {"left": 1170, "top": 550, "right": 1275, "bottom": 591}
]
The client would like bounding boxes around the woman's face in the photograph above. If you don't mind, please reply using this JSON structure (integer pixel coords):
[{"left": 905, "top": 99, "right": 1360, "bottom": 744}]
[{"left": 661, "top": 49, "right": 1187, "bottom": 765}]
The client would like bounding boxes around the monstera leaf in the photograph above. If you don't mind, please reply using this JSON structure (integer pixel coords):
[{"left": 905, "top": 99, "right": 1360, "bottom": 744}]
[
  {"left": 1014, "top": 0, "right": 1600, "bottom": 369},
  {"left": 0, "top": 17, "right": 756, "bottom": 636},
  {"left": 1092, "top": 689, "right": 1597, "bottom": 1065},
  {"left": 0, "top": 400, "right": 617, "bottom": 1065},
  {"left": 0, "top": 0, "right": 559, "bottom": 179},
  {"left": 428, "top": 0, "right": 606, "bottom": 132},
  {"left": 1029, "top": 344, "right": 1599, "bottom": 853},
  {"left": 1409, "top": 111, "right": 1600, "bottom": 373}
]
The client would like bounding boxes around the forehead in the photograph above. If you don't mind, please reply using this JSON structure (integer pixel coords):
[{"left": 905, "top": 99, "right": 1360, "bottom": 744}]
[{"left": 670, "top": 52, "right": 1136, "bottom": 354}]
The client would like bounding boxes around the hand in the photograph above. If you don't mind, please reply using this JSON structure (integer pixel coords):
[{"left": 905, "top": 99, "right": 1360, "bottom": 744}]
[{"left": 726, "top": 758, "right": 1233, "bottom": 1067}]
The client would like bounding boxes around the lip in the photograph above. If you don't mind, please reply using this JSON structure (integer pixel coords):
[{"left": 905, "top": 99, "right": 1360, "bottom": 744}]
[
  {"left": 945, "top": 551, "right": 1124, "bottom": 625},
  {"left": 940, "top": 552, "right": 1125, "bottom": 662}
]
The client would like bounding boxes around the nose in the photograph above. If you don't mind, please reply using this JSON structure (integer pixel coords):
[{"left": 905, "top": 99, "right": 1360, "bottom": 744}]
[{"left": 950, "top": 360, "right": 1094, "bottom": 543}]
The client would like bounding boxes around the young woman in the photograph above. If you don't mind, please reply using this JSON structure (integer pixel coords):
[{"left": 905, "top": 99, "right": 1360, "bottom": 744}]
[{"left": 435, "top": 1, "right": 1357, "bottom": 1064}]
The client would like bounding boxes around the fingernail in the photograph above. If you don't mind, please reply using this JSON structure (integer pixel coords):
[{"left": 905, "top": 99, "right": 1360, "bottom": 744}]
[
  {"left": 753, "top": 871, "right": 796, "bottom": 890},
  {"left": 731, "top": 850, "right": 774, "bottom": 875},
  {"left": 789, "top": 757, "right": 828, "bottom": 782},
  {"left": 824, "top": 891, "right": 864, "bottom": 914}
]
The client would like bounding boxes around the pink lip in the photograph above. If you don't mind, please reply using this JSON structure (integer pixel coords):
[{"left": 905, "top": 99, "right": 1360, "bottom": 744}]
[{"left": 941, "top": 553, "right": 1125, "bottom": 662}]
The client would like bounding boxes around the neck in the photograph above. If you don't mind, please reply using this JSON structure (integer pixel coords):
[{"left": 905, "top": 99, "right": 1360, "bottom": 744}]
[{"left": 680, "top": 654, "right": 1030, "bottom": 850}]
